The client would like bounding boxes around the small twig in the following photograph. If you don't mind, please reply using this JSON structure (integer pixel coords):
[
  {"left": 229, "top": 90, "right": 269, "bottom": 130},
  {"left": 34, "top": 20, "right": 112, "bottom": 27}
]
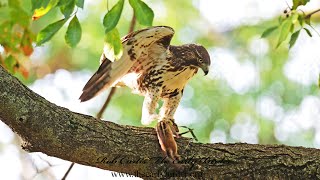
[
  {"left": 179, "top": 126, "right": 199, "bottom": 142},
  {"left": 307, "top": 24, "right": 320, "bottom": 37},
  {"left": 129, "top": 13, "right": 136, "bottom": 33},
  {"left": 96, "top": 87, "right": 116, "bottom": 119},
  {"left": 61, "top": 162, "right": 75, "bottom": 180},
  {"left": 305, "top": 8, "right": 320, "bottom": 18}
]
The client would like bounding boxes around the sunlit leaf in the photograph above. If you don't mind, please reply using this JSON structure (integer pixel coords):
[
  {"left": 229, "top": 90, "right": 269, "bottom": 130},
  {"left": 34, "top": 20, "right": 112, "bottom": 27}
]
[
  {"left": 291, "top": 13, "right": 299, "bottom": 24},
  {"left": 276, "top": 17, "right": 293, "bottom": 48},
  {"left": 76, "top": 0, "right": 84, "bottom": 8},
  {"left": 32, "top": 0, "right": 59, "bottom": 20},
  {"left": 261, "top": 26, "right": 278, "bottom": 38},
  {"left": 36, "top": 18, "right": 67, "bottom": 46},
  {"left": 104, "top": 28, "right": 123, "bottom": 61},
  {"left": 103, "top": 0, "right": 124, "bottom": 33},
  {"left": 303, "top": 28, "right": 312, "bottom": 37},
  {"left": 292, "top": 0, "right": 310, "bottom": 10},
  {"left": 289, "top": 30, "right": 300, "bottom": 48},
  {"left": 129, "top": 0, "right": 154, "bottom": 26},
  {"left": 60, "top": 0, "right": 75, "bottom": 17},
  {"left": 65, "top": 15, "right": 81, "bottom": 48}
]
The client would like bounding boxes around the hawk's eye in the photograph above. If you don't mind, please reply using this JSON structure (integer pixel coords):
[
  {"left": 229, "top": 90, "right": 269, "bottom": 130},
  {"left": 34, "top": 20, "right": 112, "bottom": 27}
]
[{"left": 198, "top": 58, "right": 203, "bottom": 63}]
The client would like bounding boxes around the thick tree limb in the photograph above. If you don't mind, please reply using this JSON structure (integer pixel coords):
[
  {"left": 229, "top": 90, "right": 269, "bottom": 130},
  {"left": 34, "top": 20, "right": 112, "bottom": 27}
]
[{"left": 1, "top": 65, "right": 320, "bottom": 179}]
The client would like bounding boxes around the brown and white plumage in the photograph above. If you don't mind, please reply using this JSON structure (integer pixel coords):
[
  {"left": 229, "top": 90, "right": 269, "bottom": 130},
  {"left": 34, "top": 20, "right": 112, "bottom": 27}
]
[{"left": 80, "top": 26, "right": 211, "bottom": 125}]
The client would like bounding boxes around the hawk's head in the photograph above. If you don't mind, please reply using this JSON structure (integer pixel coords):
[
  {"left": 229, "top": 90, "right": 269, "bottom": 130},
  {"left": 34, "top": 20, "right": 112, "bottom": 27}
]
[
  {"left": 170, "top": 44, "right": 211, "bottom": 75},
  {"left": 183, "top": 44, "right": 211, "bottom": 75},
  {"left": 190, "top": 44, "right": 211, "bottom": 75}
]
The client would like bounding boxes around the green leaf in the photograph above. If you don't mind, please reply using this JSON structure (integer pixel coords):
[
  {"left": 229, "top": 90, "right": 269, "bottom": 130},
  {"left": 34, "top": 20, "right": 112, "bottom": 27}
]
[
  {"left": 65, "top": 15, "right": 82, "bottom": 48},
  {"left": 76, "top": 0, "right": 84, "bottom": 8},
  {"left": 31, "top": 0, "right": 43, "bottom": 10},
  {"left": 276, "top": 17, "right": 293, "bottom": 48},
  {"left": 129, "top": 0, "right": 154, "bottom": 26},
  {"left": 303, "top": 28, "right": 312, "bottom": 37},
  {"left": 104, "top": 28, "right": 123, "bottom": 60},
  {"left": 289, "top": 30, "right": 300, "bottom": 48},
  {"left": 292, "top": 0, "right": 310, "bottom": 10},
  {"left": 298, "top": 14, "right": 304, "bottom": 26},
  {"left": 57, "top": 0, "right": 69, "bottom": 6},
  {"left": 103, "top": 0, "right": 124, "bottom": 33},
  {"left": 291, "top": 13, "right": 299, "bottom": 24},
  {"left": 36, "top": 18, "right": 67, "bottom": 46},
  {"left": 261, "top": 26, "right": 278, "bottom": 38},
  {"left": 60, "top": 0, "right": 75, "bottom": 17}
]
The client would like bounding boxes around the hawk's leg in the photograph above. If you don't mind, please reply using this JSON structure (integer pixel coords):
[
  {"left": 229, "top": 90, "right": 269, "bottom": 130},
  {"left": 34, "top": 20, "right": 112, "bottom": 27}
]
[
  {"left": 141, "top": 90, "right": 161, "bottom": 125},
  {"left": 159, "top": 92, "right": 182, "bottom": 134}
]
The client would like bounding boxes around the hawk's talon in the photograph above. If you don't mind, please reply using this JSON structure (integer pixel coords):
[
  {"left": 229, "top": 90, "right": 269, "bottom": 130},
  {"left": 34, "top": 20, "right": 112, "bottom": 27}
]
[
  {"left": 159, "top": 117, "right": 179, "bottom": 135},
  {"left": 155, "top": 120, "right": 180, "bottom": 161}
]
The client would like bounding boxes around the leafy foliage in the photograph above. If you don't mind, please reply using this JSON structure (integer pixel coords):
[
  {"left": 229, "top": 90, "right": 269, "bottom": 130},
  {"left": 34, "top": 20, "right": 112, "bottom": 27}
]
[
  {"left": 0, "top": 0, "right": 33, "bottom": 77},
  {"left": 261, "top": 0, "right": 317, "bottom": 49},
  {"left": 101, "top": 0, "right": 153, "bottom": 59},
  {"left": 104, "top": 28, "right": 123, "bottom": 61},
  {"left": 65, "top": 15, "right": 82, "bottom": 48},
  {"left": 260, "top": 26, "right": 277, "bottom": 38},
  {"left": 289, "top": 29, "right": 300, "bottom": 48},
  {"left": 292, "top": 0, "right": 310, "bottom": 10},
  {"left": 36, "top": 18, "right": 68, "bottom": 45},
  {"left": 129, "top": 0, "right": 154, "bottom": 26},
  {"left": 0, "top": 0, "right": 156, "bottom": 76},
  {"left": 60, "top": 0, "right": 75, "bottom": 18},
  {"left": 103, "top": 0, "right": 124, "bottom": 33}
]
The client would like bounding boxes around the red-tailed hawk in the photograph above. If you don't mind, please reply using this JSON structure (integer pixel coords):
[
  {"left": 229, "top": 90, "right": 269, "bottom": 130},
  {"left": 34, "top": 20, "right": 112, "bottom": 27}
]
[{"left": 79, "top": 26, "right": 210, "bottom": 160}]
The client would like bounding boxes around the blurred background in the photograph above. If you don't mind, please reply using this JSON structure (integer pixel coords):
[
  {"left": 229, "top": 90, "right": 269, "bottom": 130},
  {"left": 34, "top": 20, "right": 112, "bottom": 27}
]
[{"left": 1, "top": 0, "right": 320, "bottom": 179}]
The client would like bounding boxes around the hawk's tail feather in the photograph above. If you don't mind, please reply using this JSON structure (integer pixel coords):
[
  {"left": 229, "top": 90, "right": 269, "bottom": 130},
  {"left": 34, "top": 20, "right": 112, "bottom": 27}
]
[{"left": 79, "top": 52, "right": 133, "bottom": 102}]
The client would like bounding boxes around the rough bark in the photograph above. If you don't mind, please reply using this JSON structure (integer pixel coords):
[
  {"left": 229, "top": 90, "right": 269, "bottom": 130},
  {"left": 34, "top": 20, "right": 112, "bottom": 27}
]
[{"left": 0, "top": 65, "right": 320, "bottom": 180}]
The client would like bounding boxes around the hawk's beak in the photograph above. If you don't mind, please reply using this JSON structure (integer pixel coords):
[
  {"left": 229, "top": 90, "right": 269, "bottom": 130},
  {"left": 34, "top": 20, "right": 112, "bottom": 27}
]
[{"left": 201, "top": 65, "right": 209, "bottom": 76}]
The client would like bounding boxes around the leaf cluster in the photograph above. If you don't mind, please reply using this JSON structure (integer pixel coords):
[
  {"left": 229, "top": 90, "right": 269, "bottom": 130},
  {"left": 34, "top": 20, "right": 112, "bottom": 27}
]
[{"left": 261, "top": 0, "right": 315, "bottom": 49}]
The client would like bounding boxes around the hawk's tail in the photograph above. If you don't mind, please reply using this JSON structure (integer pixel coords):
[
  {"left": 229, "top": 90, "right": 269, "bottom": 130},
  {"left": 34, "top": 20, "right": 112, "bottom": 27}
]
[{"left": 79, "top": 55, "right": 114, "bottom": 102}]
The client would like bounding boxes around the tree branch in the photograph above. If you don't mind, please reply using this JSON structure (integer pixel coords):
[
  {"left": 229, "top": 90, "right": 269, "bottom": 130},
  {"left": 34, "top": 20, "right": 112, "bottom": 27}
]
[{"left": 1, "top": 65, "right": 320, "bottom": 179}]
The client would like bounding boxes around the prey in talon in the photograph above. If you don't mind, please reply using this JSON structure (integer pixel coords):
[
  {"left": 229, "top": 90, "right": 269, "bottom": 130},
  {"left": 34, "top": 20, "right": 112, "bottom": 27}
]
[
  {"left": 156, "top": 119, "right": 180, "bottom": 161},
  {"left": 79, "top": 26, "right": 211, "bottom": 160}
]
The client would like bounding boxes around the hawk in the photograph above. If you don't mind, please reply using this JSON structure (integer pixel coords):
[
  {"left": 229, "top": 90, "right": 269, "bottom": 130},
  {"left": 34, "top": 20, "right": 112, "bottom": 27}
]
[{"left": 79, "top": 26, "right": 210, "bottom": 160}]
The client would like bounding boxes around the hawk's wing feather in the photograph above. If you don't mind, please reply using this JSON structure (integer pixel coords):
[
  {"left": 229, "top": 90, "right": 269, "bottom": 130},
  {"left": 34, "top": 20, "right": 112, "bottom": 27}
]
[{"left": 79, "top": 26, "right": 174, "bottom": 102}]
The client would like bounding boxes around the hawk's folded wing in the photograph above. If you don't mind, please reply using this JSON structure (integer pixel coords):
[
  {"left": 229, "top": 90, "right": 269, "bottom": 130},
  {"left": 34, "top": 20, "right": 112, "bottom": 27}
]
[{"left": 79, "top": 26, "right": 174, "bottom": 102}]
